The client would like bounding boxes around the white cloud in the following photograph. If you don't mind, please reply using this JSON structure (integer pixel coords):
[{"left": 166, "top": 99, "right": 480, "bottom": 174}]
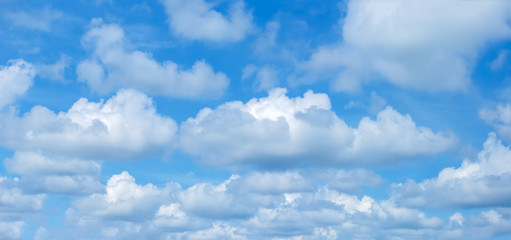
[
  {"left": 319, "top": 169, "right": 382, "bottom": 194},
  {"left": 298, "top": 0, "right": 511, "bottom": 92},
  {"left": 179, "top": 88, "right": 456, "bottom": 168},
  {"left": 68, "top": 171, "right": 177, "bottom": 221},
  {"left": 0, "top": 89, "right": 177, "bottom": 160},
  {"left": 480, "top": 103, "right": 511, "bottom": 142},
  {"left": 394, "top": 132, "right": 511, "bottom": 208},
  {"left": 62, "top": 171, "right": 511, "bottom": 239},
  {"left": 236, "top": 171, "right": 310, "bottom": 195},
  {"left": 4, "top": 7, "right": 62, "bottom": 31},
  {"left": 161, "top": 0, "right": 253, "bottom": 42},
  {"left": 0, "top": 176, "right": 45, "bottom": 240},
  {"left": 0, "top": 176, "right": 44, "bottom": 215},
  {"left": 4, "top": 151, "right": 103, "bottom": 195},
  {"left": 76, "top": 20, "right": 229, "bottom": 98},
  {"left": 0, "top": 59, "right": 35, "bottom": 109},
  {"left": 184, "top": 222, "right": 247, "bottom": 240}
]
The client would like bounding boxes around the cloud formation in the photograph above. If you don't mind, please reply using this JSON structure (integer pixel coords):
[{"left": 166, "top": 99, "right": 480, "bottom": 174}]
[
  {"left": 299, "top": 0, "right": 511, "bottom": 92},
  {"left": 0, "top": 59, "right": 35, "bottom": 109},
  {"left": 0, "top": 89, "right": 176, "bottom": 161},
  {"left": 76, "top": 20, "right": 229, "bottom": 98},
  {"left": 61, "top": 171, "right": 511, "bottom": 239},
  {"left": 394, "top": 132, "right": 511, "bottom": 208},
  {"left": 180, "top": 88, "right": 456, "bottom": 168},
  {"left": 0, "top": 176, "right": 45, "bottom": 240},
  {"left": 161, "top": 0, "right": 253, "bottom": 42},
  {"left": 4, "top": 152, "right": 103, "bottom": 195}
]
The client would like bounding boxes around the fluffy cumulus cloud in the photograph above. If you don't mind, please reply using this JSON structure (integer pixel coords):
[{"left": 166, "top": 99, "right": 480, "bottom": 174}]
[
  {"left": 76, "top": 19, "right": 229, "bottom": 98},
  {"left": 394, "top": 132, "right": 511, "bottom": 208},
  {"left": 0, "top": 176, "right": 45, "bottom": 240},
  {"left": 161, "top": 0, "right": 253, "bottom": 42},
  {"left": 0, "top": 59, "right": 35, "bottom": 109},
  {"left": 61, "top": 171, "right": 511, "bottom": 239},
  {"left": 480, "top": 103, "right": 511, "bottom": 142},
  {"left": 179, "top": 88, "right": 456, "bottom": 168},
  {"left": 0, "top": 89, "right": 177, "bottom": 160},
  {"left": 298, "top": 0, "right": 511, "bottom": 92}
]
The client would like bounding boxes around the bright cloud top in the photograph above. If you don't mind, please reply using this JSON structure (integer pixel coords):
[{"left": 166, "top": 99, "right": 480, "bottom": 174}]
[
  {"left": 161, "top": 0, "right": 253, "bottom": 42},
  {"left": 180, "top": 88, "right": 456, "bottom": 168},
  {"left": 300, "top": 0, "right": 511, "bottom": 92},
  {"left": 77, "top": 20, "right": 229, "bottom": 98},
  {"left": 0, "top": 89, "right": 177, "bottom": 160},
  {"left": 395, "top": 132, "right": 511, "bottom": 208}
]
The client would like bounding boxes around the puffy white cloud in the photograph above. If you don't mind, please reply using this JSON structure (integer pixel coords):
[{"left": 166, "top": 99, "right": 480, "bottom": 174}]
[
  {"left": 161, "top": 0, "right": 253, "bottom": 42},
  {"left": 394, "top": 132, "right": 511, "bottom": 208},
  {"left": 179, "top": 88, "right": 456, "bottom": 168},
  {"left": 3, "top": 7, "right": 62, "bottom": 31},
  {"left": 0, "top": 59, "right": 35, "bottom": 109},
  {"left": 0, "top": 89, "right": 177, "bottom": 160},
  {"left": 480, "top": 103, "right": 511, "bottom": 142},
  {"left": 76, "top": 20, "right": 229, "bottom": 98},
  {"left": 298, "top": 0, "right": 511, "bottom": 92},
  {"left": 68, "top": 171, "right": 178, "bottom": 222}
]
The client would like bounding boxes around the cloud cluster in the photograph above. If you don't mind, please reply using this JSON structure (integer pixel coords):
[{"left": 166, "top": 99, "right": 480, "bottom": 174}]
[
  {"left": 62, "top": 171, "right": 511, "bottom": 239},
  {"left": 0, "top": 89, "right": 176, "bottom": 195},
  {"left": 394, "top": 132, "right": 511, "bottom": 208},
  {"left": 76, "top": 20, "right": 229, "bottom": 98},
  {"left": 299, "top": 0, "right": 511, "bottom": 92},
  {"left": 180, "top": 88, "right": 456, "bottom": 168},
  {"left": 0, "top": 176, "right": 45, "bottom": 240},
  {"left": 161, "top": 0, "right": 253, "bottom": 42}
]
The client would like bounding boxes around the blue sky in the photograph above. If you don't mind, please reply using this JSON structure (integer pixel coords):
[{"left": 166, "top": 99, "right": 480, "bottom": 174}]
[{"left": 1, "top": 0, "right": 511, "bottom": 239}]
